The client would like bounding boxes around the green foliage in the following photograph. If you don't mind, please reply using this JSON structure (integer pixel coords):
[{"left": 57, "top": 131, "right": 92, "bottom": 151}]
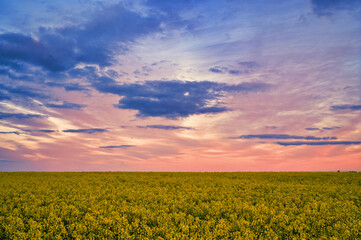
[{"left": 0, "top": 172, "right": 360, "bottom": 239}]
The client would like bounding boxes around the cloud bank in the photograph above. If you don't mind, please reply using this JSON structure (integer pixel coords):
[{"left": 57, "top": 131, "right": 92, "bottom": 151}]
[
  {"left": 106, "top": 80, "right": 270, "bottom": 119},
  {"left": 0, "top": 4, "right": 162, "bottom": 72}
]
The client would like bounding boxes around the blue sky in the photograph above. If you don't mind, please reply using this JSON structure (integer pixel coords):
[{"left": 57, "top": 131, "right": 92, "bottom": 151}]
[{"left": 0, "top": 0, "right": 360, "bottom": 171}]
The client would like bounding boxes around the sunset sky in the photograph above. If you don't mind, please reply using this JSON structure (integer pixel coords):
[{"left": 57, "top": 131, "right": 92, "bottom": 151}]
[{"left": 0, "top": 0, "right": 360, "bottom": 171}]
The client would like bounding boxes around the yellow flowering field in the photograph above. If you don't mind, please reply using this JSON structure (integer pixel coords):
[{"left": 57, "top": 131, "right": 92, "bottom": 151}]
[{"left": 0, "top": 172, "right": 360, "bottom": 239}]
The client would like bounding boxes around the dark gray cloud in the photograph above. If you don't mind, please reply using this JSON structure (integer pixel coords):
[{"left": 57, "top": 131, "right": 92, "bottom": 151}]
[
  {"left": 276, "top": 141, "right": 361, "bottom": 146},
  {"left": 306, "top": 127, "right": 341, "bottom": 131},
  {"left": 23, "top": 129, "right": 56, "bottom": 133},
  {"left": 0, "top": 131, "right": 20, "bottom": 135},
  {"left": 0, "top": 67, "right": 40, "bottom": 82},
  {"left": 0, "top": 83, "right": 48, "bottom": 100},
  {"left": 0, "top": 129, "right": 55, "bottom": 135},
  {"left": 63, "top": 83, "right": 89, "bottom": 92},
  {"left": 102, "top": 80, "right": 271, "bottom": 119},
  {"left": 209, "top": 65, "right": 253, "bottom": 75},
  {"left": 236, "top": 134, "right": 337, "bottom": 140},
  {"left": 265, "top": 126, "right": 278, "bottom": 129},
  {"left": 330, "top": 104, "right": 361, "bottom": 111},
  {"left": 238, "top": 61, "right": 259, "bottom": 68},
  {"left": 0, "top": 4, "right": 162, "bottom": 72},
  {"left": 0, "top": 32, "right": 72, "bottom": 72},
  {"left": 99, "top": 145, "right": 134, "bottom": 149},
  {"left": 305, "top": 128, "right": 320, "bottom": 131},
  {"left": 311, "top": 0, "right": 361, "bottom": 16},
  {"left": 0, "top": 112, "right": 46, "bottom": 120},
  {"left": 137, "top": 125, "right": 193, "bottom": 130},
  {"left": 209, "top": 67, "right": 225, "bottom": 73},
  {"left": 322, "top": 127, "right": 340, "bottom": 130},
  {"left": 63, "top": 128, "right": 106, "bottom": 134},
  {"left": 228, "top": 70, "right": 244, "bottom": 75},
  {"left": 45, "top": 102, "right": 86, "bottom": 110}
]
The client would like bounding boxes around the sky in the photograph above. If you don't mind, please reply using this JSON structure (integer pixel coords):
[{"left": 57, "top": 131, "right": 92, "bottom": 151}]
[{"left": 0, "top": 0, "right": 360, "bottom": 171}]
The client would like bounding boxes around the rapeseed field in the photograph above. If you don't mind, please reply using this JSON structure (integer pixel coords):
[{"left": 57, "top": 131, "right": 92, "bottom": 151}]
[{"left": 0, "top": 172, "right": 360, "bottom": 239}]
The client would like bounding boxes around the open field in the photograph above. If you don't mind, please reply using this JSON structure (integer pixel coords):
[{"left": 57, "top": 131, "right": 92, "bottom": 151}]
[{"left": 0, "top": 172, "right": 360, "bottom": 239}]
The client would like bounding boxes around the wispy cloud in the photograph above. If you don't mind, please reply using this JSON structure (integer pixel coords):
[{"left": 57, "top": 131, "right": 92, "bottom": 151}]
[
  {"left": 0, "top": 112, "right": 46, "bottom": 120},
  {"left": 0, "top": 131, "right": 20, "bottom": 135},
  {"left": 276, "top": 141, "right": 361, "bottom": 146},
  {"left": 330, "top": 104, "right": 361, "bottom": 111},
  {"left": 228, "top": 70, "right": 244, "bottom": 75},
  {"left": 306, "top": 127, "right": 340, "bottom": 131},
  {"left": 0, "top": 129, "right": 55, "bottom": 135},
  {"left": 236, "top": 134, "right": 337, "bottom": 140},
  {"left": 238, "top": 61, "right": 259, "bottom": 68},
  {"left": 45, "top": 102, "right": 86, "bottom": 110},
  {"left": 99, "top": 145, "right": 134, "bottom": 149},
  {"left": 63, "top": 128, "right": 106, "bottom": 134},
  {"left": 137, "top": 125, "right": 193, "bottom": 130},
  {"left": 322, "top": 127, "right": 340, "bottom": 130},
  {"left": 305, "top": 128, "right": 320, "bottom": 131},
  {"left": 208, "top": 65, "right": 251, "bottom": 75},
  {"left": 209, "top": 67, "right": 225, "bottom": 73},
  {"left": 23, "top": 129, "right": 56, "bottom": 133}
]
